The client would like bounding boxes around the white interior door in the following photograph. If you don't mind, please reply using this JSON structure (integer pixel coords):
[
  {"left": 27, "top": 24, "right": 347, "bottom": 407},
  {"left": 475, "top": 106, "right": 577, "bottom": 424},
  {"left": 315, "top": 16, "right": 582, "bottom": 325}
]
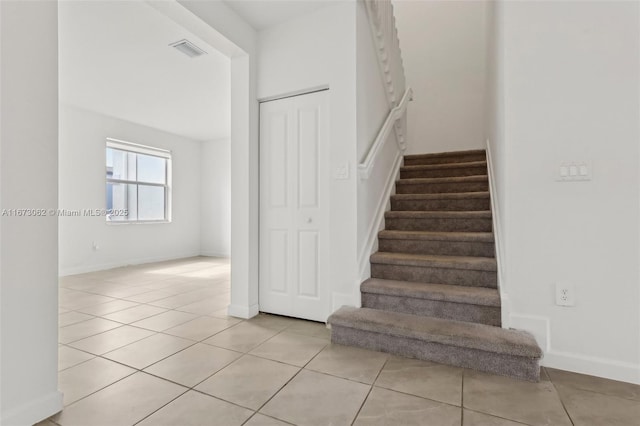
[{"left": 259, "top": 90, "right": 330, "bottom": 322}]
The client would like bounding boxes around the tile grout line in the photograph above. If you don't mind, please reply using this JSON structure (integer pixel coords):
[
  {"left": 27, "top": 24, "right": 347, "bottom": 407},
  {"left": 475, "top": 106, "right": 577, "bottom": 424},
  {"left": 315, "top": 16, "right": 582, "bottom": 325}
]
[
  {"left": 115, "top": 325, "right": 273, "bottom": 424},
  {"left": 56, "top": 261, "right": 234, "bottom": 425},
  {"left": 545, "top": 368, "right": 576, "bottom": 426},
  {"left": 350, "top": 356, "right": 390, "bottom": 425},
  {"left": 62, "top": 282, "right": 231, "bottom": 315},
  {"left": 55, "top": 369, "right": 140, "bottom": 417},
  {"left": 60, "top": 268, "right": 228, "bottom": 310},
  {"left": 546, "top": 371, "right": 640, "bottom": 402},
  {"left": 461, "top": 368, "right": 465, "bottom": 424},
  {"left": 162, "top": 321, "right": 326, "bottom": 426},
  {"left": 60, "top": 290, "right": 234, "bottom": 345},
  {"left": 58, "top": 307, "right": 326, "bottom": 425},
  {"left": 239, "top": 331, "right": 331, "bottom": 425},
  {"left": 464, "top": 408, "right": 534, "bottom": 426}
]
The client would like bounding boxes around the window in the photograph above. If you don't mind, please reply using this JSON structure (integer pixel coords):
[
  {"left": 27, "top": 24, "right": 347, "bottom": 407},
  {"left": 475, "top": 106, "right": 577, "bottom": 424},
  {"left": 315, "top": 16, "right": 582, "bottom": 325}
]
[{"left": 106, "top": 138, "right": 171, "bottom": 223}]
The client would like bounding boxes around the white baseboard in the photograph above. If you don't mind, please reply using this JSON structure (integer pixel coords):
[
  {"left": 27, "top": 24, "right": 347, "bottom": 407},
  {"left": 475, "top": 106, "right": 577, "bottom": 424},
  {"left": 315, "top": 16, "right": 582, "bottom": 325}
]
[
  {"left": 227, "top": 303, "right": 259, "bottom": 319},
  {"left": 485, "top": 139, "right": 510, "bottom": 327},
  {"left": 509, "top": 312, "right": 639, "bottom": 384},
  {"left": 509, "top": 313, "right": 550, "bottom": 352},
  {"left": 499, "top": 293, "right": 511, "bottom": 329},
  {"left": 1, "top": 390, "right": 63, "bottom": 426},
  {"left": 199, "top": 250, "right": 230, "bottom": 258},
  {"left": 543, "top": 350, "right": 640, "bottom": 385},
  {"left": 59, "top": 251, "right": 201, "bottom": 276}
]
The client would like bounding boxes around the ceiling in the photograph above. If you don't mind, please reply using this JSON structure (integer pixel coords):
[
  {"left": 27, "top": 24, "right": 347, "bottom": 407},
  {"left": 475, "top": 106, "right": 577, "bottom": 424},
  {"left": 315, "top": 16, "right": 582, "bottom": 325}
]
[
  {"left": 224, "top": 0, "right": 340, "bottom": 31},
  {"left": 59, "top": 1, "right": 230, "bottom": 142}
]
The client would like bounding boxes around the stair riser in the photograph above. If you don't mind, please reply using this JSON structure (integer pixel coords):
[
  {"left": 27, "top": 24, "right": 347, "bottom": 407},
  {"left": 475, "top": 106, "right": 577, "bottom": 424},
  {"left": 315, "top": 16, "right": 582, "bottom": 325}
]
[
  {"left": 396, "top": 181, "right": 489, "bottom": 194},
  {"left": 331, "top": 326, "right": 540, "bottom": 381},
  {"left": 385, "top": 217, "right": 492, "bottom": 232},
  {"left": 391, "top": 197, "right": 490, "bottom": 211},
  {"left": 362, "top": 293, "right": 501, "bottom": 326},
  {"left": 400, "top": 165, "right": 487, "bottom": 179},
  {"left": 404, "top": 153, "right": 487, "bottom": 166},
  {"left": 378, "top": 238, "right": 495, "bottom": 257},
  {"left": 371, "top": 264, "right": 497, "bottom": 288}
]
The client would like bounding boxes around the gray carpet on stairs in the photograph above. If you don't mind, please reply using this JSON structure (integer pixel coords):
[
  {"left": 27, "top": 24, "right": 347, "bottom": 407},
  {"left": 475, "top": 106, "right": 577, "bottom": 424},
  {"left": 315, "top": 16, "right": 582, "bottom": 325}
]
[
  {"left": 400, "top": 161, "right": 488, "bottom": 179},
  {"left": 403, "top": 149, "right": 487, "bottom": 166},
  {"left": 329, "top": 307, "right": 542, "bottom": 381},
  {"left": 390, "top": 192, "right": 491, "bottom": 211},
  {"left": 361, "top": 279, "right": 500, "bottom": 306},
  {"left": 361, "top": 291, "right": 501, "bottom": 326},
  {"left": 329, "top": 149, "right": 543, "bottom": 381},
  {"left": 384, "top": 210, "right": 493, "bottom": 232},
  {"left": 396, "top": 175, "right": 489, "bottom": 194},
  {"left": 378, "top": 230, "right": 495, "bottom": 257}
]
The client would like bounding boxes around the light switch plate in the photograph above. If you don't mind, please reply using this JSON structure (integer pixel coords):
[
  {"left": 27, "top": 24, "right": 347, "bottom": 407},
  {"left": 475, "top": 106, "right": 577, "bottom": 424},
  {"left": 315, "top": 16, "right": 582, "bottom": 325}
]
[
  {"left": 333, "top": 163, "right": 350, "bottom": 180},
  {"left": 557, "top": 161, "right": 592, "bottom": 182}
]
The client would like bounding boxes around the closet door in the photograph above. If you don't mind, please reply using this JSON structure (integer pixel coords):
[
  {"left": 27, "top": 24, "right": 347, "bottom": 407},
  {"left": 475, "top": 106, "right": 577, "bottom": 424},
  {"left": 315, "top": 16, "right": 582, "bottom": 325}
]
[{"left": 259, "top": 90, "right": 330, "bottom": 322}]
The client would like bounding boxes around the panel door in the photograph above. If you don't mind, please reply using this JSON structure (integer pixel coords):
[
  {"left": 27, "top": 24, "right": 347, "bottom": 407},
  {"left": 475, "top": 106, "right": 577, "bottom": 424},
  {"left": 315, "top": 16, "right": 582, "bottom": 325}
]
[{"left": 259, "top": 90, "right": 330, "bottom": 322}]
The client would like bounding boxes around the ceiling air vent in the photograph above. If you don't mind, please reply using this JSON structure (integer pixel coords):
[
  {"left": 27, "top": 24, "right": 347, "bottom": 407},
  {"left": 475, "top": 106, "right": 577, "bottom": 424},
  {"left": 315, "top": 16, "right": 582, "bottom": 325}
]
[{"left": 170, "top": 39, "right": 207, "bottom": 58}]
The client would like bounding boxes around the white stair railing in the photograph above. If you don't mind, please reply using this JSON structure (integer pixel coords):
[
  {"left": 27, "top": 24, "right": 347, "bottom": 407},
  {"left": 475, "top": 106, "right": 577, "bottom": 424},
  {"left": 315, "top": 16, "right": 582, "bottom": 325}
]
[
  {"left": 359, "top": 0, "right": 412, "bottom": 179},
  {"left": 356, "top": 0, "right": 412, "bottom": 284},
  {"left": 358, "top": 87, "right": 412, "bottom": 179}
]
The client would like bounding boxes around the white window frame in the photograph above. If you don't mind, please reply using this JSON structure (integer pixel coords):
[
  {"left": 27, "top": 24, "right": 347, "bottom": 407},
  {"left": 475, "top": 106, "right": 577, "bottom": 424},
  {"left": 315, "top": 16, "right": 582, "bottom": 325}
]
[{"left": 106, "top": 138, "right": 172, "bottom": 224}]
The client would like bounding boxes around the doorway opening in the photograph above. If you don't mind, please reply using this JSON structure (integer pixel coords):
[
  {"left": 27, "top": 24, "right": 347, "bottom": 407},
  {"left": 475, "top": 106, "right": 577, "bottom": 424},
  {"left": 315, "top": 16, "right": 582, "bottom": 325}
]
[{"left": 56, "top": 0, "right": 238, "bottom": 408}]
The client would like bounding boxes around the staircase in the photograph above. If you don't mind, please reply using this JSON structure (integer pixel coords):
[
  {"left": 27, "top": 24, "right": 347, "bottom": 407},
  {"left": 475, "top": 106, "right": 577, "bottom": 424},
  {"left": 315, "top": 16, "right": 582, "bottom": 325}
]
[{"left": 329, "top": 149, "right": 543, "bottom": 381}]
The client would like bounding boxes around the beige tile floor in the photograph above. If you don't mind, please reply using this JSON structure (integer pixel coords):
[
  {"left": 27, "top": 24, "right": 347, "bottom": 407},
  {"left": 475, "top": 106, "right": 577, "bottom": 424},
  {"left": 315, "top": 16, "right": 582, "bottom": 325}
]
[{"left": 39, "top": 257, "right": 639, "bottom": 426}]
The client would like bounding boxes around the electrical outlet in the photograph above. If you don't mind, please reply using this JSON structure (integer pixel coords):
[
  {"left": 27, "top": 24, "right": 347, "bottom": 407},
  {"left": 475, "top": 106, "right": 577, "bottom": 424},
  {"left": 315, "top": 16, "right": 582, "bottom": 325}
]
[{"left": 555, "top": 282, "right": 575, "bottom": 307}]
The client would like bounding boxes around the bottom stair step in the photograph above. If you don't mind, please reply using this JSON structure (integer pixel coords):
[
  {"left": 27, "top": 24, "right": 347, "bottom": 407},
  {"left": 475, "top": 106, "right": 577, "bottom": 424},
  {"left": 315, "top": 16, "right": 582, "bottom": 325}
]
[
  {"left": 328, "top": 306, "right": 542, "bottom": 381},
  {"left": 361, "top": 278, "right": 501, "bottom": 326}
]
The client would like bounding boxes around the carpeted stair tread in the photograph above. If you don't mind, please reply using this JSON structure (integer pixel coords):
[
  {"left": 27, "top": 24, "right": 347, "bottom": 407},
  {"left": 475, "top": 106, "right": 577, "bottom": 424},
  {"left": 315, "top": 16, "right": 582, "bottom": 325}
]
[
  {"left": 329, "top": 306, "right": 542, "bottom": 359},
  {"left": 378, "top": 230, "right": 494, "bottom": 243},
  {"left": 390, "top": 192, "right": 492, "bottom": 212},
  {"left": 371, "top": 252, "right": 497, "bottom": 272},
  {"left": 401, "top": 164, "right": 488, "bottom": 179},
  {"left": 378, "top": 230, "right": 495, "bottom": 257},
  {"left": 397, "top": 175, "right": 488, "bottom": 185},
  {"left": 404, "top": 149, "right": 486, "bottom": 161},
  {"left": 404, "top": 150, "right": 486, "bottom": 166},
  {"left": 391, "top": 192, "right": 490, "bottom": 201},
  {"left": 403, "top": 150, "right": 487, "bottom": 166},
  {"left": 361, "top": 278, "right": 500, "bottom": 307},
  {"left": 385, "top": 210, "right": 491, "bottom": 219},
  {"left": 401, "top": 161, "right": 487, "bottom": 172},
  {"left": 396, "top": 175, "right": 489, "bottom": 194}
]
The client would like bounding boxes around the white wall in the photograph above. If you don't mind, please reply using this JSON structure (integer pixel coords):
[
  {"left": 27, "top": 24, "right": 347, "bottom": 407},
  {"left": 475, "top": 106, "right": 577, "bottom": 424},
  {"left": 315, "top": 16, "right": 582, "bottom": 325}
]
[
  {"left": 59, "top": 105, "right": 202, "bottom": 275},
  {"left": 258, "top": 2, "right": 360, "bottom": 313},
  {"left": 489, "top": 0, "right": 640, "bottom": 384},
  {"left": 356, "top": 1, "right": 391, "bottom": 163},
  {"left": 393, "top": 0, "right": 487, "bottom": 154},
  {"left": 0, "top": 1, "right": 63, "bottom": 424},
  {"left": 201, "top": 139, "right": 231, "bottom": 257}
]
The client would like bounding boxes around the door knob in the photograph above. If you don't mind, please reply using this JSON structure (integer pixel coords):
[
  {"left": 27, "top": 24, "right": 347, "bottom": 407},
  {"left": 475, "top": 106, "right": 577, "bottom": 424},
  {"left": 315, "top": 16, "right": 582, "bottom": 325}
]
[{"left": 306, "top": 217, "right": 312, "bottom": 223}]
